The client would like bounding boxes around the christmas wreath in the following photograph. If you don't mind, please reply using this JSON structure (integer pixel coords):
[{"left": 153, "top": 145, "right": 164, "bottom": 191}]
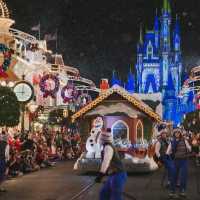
[
  {"left": 61, "top": 83, "right": 75, "bottom": 103},
  {"left": 39, "top": 74, "right": 60, "bottom": 98},
  {"left": 0, "top": 43, "right": 12, "bottom": 77}
]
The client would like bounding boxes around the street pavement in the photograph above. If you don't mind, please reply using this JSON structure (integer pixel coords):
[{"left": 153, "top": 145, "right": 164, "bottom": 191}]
[{"left": 0, "top": 160, "right": 199, "bottom": 200}]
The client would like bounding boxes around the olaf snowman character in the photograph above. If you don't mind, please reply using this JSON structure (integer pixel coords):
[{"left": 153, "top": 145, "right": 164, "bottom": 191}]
[{"left": 86, "top": 117, "right": 103, "bottom": 159}]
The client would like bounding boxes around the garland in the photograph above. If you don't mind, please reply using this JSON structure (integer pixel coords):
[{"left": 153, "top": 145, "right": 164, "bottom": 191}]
[
  {"left": 61, "top": 83, "right": 75, "bottom": 103},
  {"left": 0, "top": 44, "right": 12, "bottom": 78},
  {"left": 39, "top": 74, "right": 60, "bottom": 98}
]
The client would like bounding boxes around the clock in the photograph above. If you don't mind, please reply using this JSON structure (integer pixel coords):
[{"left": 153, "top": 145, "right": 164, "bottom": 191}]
[{"left": 13, "top": 81, "right": 34, "bottom": 103}]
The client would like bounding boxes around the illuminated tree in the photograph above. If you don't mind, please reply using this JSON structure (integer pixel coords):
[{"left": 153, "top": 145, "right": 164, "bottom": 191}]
[{"left": 0, "top": 86, "right": 20, "bottom": 127}]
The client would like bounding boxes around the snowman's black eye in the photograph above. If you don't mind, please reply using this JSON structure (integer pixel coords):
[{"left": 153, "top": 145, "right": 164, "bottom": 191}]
[{"left": 90, "top": 139, "right": 93, "bottom": 142}]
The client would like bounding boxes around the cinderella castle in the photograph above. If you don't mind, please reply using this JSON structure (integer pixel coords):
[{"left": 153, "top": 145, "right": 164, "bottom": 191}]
[{"left": 111, "top": 0, "right": 196, "bottom": 126}]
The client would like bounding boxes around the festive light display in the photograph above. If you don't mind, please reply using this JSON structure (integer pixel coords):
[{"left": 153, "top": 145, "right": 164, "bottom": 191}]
[
  {"left": 0, "top": 43, "right": 12, "bottom": 77},
  {"left": 77, "top": 93, "right": 92, "bottom": 107},
  {"left": 39, "top": 74, "right": 60, "bottom": 98},
  {"left": 71, "top": 86, "right": 162, "bottom": 123},
  {"left": 61, "top": 83, "right": 75, "bottom": 103},
  {"left": 0, "top": 0, "right": 10, "bottom": 18},
  {"left": 0, "top": 86, "right": 20, "bottom": 127}
]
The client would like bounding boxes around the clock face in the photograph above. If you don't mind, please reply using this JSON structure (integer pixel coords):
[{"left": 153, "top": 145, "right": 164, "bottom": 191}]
[{"left": 13, "top": 82, "right": 34, "bottom": 103}]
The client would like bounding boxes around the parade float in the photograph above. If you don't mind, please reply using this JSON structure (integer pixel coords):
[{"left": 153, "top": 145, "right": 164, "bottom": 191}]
[{"left": 73, "top": 84, "right": 162, "bottom": 173}]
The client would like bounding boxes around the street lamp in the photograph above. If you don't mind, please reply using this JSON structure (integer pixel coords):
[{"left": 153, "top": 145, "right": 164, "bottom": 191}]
[
  {"left": 1, "top": 81, "right": 6, "bottom": 86},
  {"left": 8, "top": 81, "right": 15, "bottom": 88}
]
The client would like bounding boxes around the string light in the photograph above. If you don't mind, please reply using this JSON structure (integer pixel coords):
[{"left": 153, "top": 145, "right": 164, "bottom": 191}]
[{"left": 0, "top": 0, "right": 10, "bottom": 18}]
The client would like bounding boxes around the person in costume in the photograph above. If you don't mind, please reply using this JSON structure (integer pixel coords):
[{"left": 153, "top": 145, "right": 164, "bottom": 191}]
[
  {"left": 155, "top": 125, "right": 174, "bottom": 181},
  {"left": 95, "top": 128, "right": 127, "bottom": 200},
  {"left": 166, "top": 127, "right": 191, "bottom": 198}
]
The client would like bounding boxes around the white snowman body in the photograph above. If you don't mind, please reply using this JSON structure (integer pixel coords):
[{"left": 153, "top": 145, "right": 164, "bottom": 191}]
[{"left": 85, "top": 117, "right": 103, "bottom": 159}]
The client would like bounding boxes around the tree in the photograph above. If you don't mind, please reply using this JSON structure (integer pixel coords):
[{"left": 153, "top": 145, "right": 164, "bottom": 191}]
[{"left": 0, "top": 86, "right": 20, "bottom": 127}]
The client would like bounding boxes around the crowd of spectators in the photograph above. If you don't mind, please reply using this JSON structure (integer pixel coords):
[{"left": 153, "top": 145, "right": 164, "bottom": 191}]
[
  {"left": 0, "top": 128, "right": 82, "bottom": 179},
  {"left": 191, "top": 133, "right": 200, "bottom": 166}
]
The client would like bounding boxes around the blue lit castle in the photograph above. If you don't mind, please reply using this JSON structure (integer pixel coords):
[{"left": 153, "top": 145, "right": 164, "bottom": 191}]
[{"left": 111, "top": 0, "right": 195, "bottom": 126}]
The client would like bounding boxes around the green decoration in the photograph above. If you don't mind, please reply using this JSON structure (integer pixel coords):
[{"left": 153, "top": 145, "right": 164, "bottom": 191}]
[{"left": 0, "top": 86, "right": 20, "bottom": 127}]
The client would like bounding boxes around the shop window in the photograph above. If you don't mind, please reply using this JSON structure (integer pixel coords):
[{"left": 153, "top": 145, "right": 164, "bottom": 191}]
[{"left": 112, "top": 120, "right": 129, "bottom": 140}]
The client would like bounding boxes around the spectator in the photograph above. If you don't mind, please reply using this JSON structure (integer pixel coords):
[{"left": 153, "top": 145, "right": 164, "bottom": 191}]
[
  {"left": 0, "top": 128, "right": 83, "bottom": 183},
  {"left": 166, "top": 128, "right": 192, "bottom": 198},
  {"left": 0, "top": 132, "right": 9, "bottom": 192}
]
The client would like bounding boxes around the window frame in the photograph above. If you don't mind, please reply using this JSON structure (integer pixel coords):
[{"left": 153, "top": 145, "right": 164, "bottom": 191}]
[
  {"left": 111, "top": 120, "right": 129, "bottom": 141},
  {"left": 136, "top": 120, "right": 144, "bottom": 141}
]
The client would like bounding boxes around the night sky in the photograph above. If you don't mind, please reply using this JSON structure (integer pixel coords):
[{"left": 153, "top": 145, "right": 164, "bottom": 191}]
[{"left": 7, "top": 0, "right": 200, "bottom": 85}]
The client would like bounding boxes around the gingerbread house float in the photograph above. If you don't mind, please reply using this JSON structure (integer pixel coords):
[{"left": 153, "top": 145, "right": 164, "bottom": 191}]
[{"left": 72, "top": 85, "right": 162, "bottom": 173}]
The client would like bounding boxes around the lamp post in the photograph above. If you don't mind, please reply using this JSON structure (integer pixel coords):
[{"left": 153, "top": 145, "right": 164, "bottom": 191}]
[
  {"left": 13, "top": 76, "right": 34, "bottom": 133},
  {"left": 21, "top": 103, "right": 25, "bottom": 133}
]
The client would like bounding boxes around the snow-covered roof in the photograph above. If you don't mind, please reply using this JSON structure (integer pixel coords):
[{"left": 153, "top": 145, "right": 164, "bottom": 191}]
[{"left": 71, "top": 85, "right": 162, "bottom": 122}]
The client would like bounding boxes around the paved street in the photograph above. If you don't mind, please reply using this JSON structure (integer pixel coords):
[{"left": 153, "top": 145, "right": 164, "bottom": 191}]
[{"left": 0, "top": 160, "right": 199, "bottom": 200}]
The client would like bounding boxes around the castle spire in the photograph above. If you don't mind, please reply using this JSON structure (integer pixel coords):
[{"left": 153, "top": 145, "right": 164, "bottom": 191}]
[
  {"left": 139, "top": 23, "right": 143, "bottom": 44},
  {"left": 126, "top": 68, "right": 135, "bottom": 93},
  {"left": 174, "top": 14, "right": 181, "bottom": 52},
  {"left": 174, "top": 15, "right": 180, "bottom": 35},
  {"left": 168, "top": 0, "right": 171, "bottom": 13},
  {"left": 154, "top": 11, "right": 159, "bottom": 31},
  {"left": 163, "top": 0, "right": 168, "bottom": 11},
  {"left": 111, "top": 70, "right": 121, "bottom": 86},
  {"left": 0, "top": 0, "right": 10, "bottom": 18}
]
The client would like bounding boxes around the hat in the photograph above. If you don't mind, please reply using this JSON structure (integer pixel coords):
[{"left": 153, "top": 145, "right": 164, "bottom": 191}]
[
  {"left": 159, "top": 128, "right": 168, "bottom": 135},
  {"left": 156, "top": 128, "right": 168, "bottom": 137},
  {"left": 99, "top": 128, "right": 113, "bottom": 144},
  {"left": 156, "top": 123, "right": 168, "bottom": 137},
  {"left": 157, "top": 123, "right": 167, "bottom": 132},
  {"left": 173, "top": 128, "right": 182, "bottom": 135}
]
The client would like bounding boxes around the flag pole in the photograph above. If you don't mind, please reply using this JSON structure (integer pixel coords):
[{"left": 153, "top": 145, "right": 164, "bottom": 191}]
[
  {"left": 55, "top": 29, "right": 58, "bottom": 53},
  {"left": 38, "top": 21, "right": 41, "bottom": 40}
]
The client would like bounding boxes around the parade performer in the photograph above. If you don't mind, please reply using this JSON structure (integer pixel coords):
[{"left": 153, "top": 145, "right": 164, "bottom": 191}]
[
  {"left": 155, "top": 127, "right": 173, "bottom": 186},
  {"left": 95, "top": 128, "right": 127, "bottom": 200},
  {"left": 0, "top": 132, "right": 9, "bottom": 192},
  {"left": 166, "top": 128, "right": 191, "bottom": 198}
]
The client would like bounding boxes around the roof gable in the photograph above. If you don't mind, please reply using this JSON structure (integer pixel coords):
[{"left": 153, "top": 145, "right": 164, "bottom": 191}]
[{"left": 71, "top": 86, "right": 162, "bottom": 122}]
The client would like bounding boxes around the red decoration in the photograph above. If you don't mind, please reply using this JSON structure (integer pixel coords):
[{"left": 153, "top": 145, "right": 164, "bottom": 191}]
[
  {"left": 61, "top": 83, "right": 75, "bottom": 103},
  {"left": 196, "top": 94, "right": 200, "bottom": 110},
  {"left": 0, "top": 68, "right": 8, "bottom": 78},
  {"left": 39, "top": 74, "right": 60, "bottom": 98},
  {"left": 100, "top": 79, "right": 109, "bottom": 90},
  {"left": 0, "top": 43, "right": 12, "bottom": 78}
]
